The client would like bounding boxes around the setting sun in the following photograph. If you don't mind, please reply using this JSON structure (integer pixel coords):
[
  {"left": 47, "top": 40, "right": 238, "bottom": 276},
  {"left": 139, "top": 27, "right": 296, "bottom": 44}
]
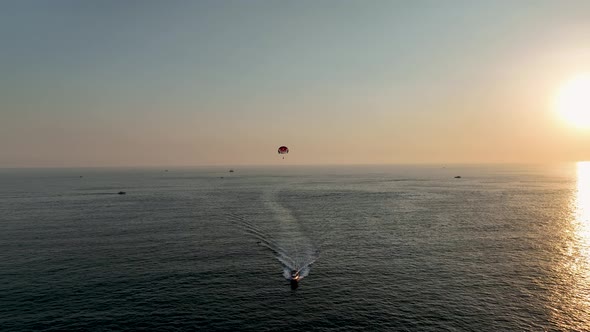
[{"left": 555, "top": 74, "right": 590, "bottom": 129}]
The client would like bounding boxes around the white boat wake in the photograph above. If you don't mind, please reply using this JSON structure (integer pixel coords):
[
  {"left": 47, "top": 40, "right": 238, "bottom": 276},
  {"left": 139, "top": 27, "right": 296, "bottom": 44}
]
[{"left": 227, "top": 186, "right": 319, "bottom": 282}]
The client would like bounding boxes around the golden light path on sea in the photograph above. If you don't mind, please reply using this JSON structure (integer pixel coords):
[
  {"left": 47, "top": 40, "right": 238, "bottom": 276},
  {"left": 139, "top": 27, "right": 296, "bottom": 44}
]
[
  {"left": 552, "top": 162, "right": 590, "bottom": 330},
  {"left": 576, "top": 162, "right": 590, "bottom": 258},
  {"left": 568, "top": 161, "right": 590, "bottom": 329}
]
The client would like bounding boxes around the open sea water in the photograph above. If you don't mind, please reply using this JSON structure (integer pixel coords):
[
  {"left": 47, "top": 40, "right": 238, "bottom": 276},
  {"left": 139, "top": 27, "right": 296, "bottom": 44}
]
[{"left": 1, "top": 164, "right": 590, "bottom": 331}]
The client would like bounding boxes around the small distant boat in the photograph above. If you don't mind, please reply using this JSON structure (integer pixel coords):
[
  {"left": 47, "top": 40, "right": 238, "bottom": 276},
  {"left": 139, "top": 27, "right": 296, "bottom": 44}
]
[
  {"left": 454, "top": 176, "right": 461, "bottom": 179},
  {"left": 229, "top": 169, "right": 234, "bottom": 173},
  {"left": 117, "top": 191, "right": 126, "bottom": 195},
  {"left": 290, "top": 270, "right": 300, "bottom": 290}
]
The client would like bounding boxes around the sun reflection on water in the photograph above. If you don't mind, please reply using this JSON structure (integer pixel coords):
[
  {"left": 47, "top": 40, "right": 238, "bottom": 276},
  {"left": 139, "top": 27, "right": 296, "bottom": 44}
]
[
  {"left": 575, "top": 162, "right": 590, "bottom": 264},
  {"left": 564, "top": 162, "right": 590, "bottom": 329},
  {"left": 549, "top": 162, "right": 590, "bottom": 330},
  {"left": 576, "top": 162, "right": 590, "bottom": 228}
]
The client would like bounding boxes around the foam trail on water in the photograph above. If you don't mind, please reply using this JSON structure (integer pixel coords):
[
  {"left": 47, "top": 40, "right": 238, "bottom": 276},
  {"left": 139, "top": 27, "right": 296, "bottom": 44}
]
[
  {"left": 227, "top": 186, "right": 319, "bottom": 282},
  {"left": 227, "top": 213, "right": 299, "bottom": 270},
  {"left": 262, "top": 186, "right": 318, "bottom": 280}
]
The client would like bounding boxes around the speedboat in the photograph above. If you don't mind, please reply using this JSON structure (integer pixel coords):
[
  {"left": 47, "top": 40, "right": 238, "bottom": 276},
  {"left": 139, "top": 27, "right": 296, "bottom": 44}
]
[{"left": 290, "top": 270, "right": 300, "bottom": 290}]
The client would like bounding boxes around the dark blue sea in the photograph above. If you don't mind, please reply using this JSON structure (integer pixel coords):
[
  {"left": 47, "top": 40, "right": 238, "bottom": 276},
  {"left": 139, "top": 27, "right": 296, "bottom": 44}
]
[{"left": 2, "top": 164, "right": 590, "bottom": 331}]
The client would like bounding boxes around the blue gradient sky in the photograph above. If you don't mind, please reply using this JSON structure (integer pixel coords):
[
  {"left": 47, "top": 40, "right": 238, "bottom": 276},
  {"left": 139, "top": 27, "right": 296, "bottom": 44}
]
[{"left": 1, "top": 1, "right": 589, "bottom": 166}]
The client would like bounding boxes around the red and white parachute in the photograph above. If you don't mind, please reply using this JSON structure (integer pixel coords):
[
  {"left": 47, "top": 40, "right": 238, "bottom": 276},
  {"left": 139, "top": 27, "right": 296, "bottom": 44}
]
[{"left": 278, "top": 146, "right": 289, "bottom": 159}]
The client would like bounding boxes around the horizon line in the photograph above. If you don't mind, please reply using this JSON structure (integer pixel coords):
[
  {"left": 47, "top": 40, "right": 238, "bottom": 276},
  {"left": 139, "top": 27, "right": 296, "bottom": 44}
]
[{"left": 0, "top": 161, "right": 585, "bottom": 169}]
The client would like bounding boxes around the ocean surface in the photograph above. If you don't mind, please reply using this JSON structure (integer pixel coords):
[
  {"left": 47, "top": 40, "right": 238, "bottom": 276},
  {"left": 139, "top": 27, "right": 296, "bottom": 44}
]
[{"left": 1, "top": 164, "right": 590, "bottom": 331}]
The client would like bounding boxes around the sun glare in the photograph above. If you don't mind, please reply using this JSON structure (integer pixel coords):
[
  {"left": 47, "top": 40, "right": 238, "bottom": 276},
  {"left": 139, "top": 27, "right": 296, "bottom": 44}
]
[{"left": 555, "top": 74, "right": 590, "bottom": 129}]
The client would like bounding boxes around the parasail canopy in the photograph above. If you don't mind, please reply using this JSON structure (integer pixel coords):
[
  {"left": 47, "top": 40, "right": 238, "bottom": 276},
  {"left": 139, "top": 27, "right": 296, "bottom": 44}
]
[{"left": 278, "top": 146, "right": 289, "bottom": 154}]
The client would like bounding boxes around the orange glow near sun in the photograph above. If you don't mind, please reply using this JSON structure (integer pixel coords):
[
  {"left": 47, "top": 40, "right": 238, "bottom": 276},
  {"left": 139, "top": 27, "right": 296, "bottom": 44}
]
[{"left": 555, "top": 74, "right": 590, "bottom": 129}]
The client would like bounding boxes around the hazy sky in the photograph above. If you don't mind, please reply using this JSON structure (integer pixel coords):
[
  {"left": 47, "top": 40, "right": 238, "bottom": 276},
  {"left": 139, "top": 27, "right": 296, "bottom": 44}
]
[{"left": 1, "top": 1, "right": 589, "bottom": 167}]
